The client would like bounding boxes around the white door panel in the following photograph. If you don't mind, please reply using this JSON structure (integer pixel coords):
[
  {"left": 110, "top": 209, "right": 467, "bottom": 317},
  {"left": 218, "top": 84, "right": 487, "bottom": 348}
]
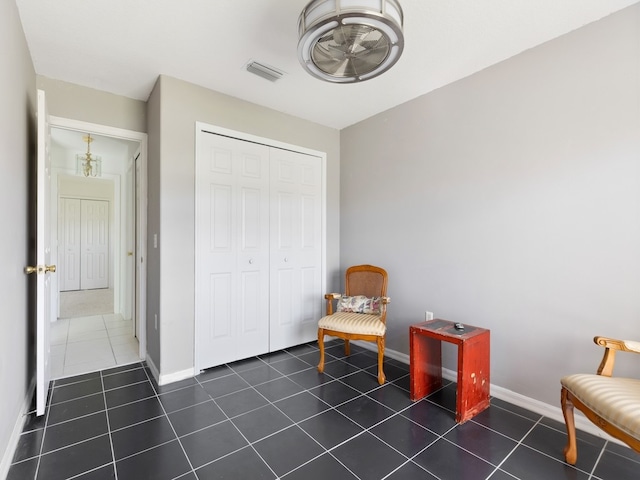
[
  {"left": 269, "top": 149, "right": 322, "bottom": 351},
  {"left": 81, "top": 199, "right": 109, "bottom": 289},
  {"left": 36, "top": 89, "right": 52, "bottom": 416},
  {"left": 196, "top": 134, "right": 270, "bottom": 369},
  {"left": 59, "top": 198, "right": 81, "bottom": 291}
]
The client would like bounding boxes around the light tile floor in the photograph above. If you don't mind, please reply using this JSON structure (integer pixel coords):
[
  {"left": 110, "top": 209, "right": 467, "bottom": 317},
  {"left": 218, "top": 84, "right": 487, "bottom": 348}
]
[{"left": 50, "top": 313, "right": 140, "bottom": 379}]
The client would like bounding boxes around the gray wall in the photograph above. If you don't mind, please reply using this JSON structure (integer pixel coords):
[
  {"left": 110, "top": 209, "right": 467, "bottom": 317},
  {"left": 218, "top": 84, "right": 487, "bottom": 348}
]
[
  {"left": 0, "top": 0, "right": 36, "bottom": 469},
  {"left": 340, "top": 4, "right": 640, "bottom": 407},
  {"left": 146, "top": 76, "right": 162, "bottom": 369},
  {"left": 147, "top": 75, "right": 341, "bottom": 377},
  {"left": 37, "top": 76, "right": 147, "bottom": 133}
]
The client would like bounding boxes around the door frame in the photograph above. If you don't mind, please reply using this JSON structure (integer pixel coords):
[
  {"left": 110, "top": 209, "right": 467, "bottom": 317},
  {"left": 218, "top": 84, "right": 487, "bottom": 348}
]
[{"left": 48, "top": 116, "right": 148, "bottom": 359}]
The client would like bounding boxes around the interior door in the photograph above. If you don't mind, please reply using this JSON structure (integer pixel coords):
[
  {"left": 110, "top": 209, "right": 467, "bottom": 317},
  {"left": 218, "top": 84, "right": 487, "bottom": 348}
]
[
  {"left": 269, "top": 148, "right": 323, "bottom": 350},
  {"left": 195, "top": 132, "right": 270, "bottom": 369},
  {"left": 35, "top": 89, "right": 53, "bottom": 416},
  {"left": 81, "top": 199, "right": 109, "bottom": 289}
]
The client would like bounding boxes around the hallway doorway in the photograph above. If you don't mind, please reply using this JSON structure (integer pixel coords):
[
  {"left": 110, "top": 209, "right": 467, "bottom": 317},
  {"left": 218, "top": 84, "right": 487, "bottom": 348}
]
[{"left": 47, "top": 119, "right": 147, "bottom": 379}]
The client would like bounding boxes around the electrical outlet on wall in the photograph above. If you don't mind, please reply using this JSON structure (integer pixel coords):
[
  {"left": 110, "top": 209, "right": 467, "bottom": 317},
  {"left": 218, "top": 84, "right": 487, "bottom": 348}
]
[{"left": 425, "top": 311, "right": 434, "bottom": 321}]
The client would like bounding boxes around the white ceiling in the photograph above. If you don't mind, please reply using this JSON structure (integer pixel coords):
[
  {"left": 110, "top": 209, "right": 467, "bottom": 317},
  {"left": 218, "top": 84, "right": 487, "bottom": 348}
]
[{"left": 16, "top": 0, "right": 639, "bottom": 130}]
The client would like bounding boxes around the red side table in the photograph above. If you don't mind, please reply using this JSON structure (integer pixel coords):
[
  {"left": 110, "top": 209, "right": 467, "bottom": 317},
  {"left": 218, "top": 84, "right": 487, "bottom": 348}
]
[{"left": 410, "top": 319, "right": 490, "bottom": 423}]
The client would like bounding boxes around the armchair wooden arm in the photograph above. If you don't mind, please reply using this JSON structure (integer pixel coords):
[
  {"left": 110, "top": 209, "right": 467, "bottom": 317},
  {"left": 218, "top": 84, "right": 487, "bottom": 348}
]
[
  {"left": 324, "top": 293, "right": 341, "bottom": 315},
  {"left": 594, "top": 336, "right": 640, "bottom": 377}
]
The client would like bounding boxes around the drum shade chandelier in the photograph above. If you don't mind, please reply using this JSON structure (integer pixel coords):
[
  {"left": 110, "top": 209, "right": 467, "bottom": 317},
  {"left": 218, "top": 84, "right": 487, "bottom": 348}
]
[{"left": 297, "top": 0, "right": 404, "bottom": 83}]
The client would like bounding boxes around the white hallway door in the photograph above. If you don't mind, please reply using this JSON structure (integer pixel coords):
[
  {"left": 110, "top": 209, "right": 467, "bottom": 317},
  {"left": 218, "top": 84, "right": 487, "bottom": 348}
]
[
  {"left": 195, "top": 129, "right": 323, "bottom": 370},
  {"left": 59, "top": 198, "right": 109, "bottom": 291},
  {"left": 34, "top": 89, "right": 53, "bottom": 416}
]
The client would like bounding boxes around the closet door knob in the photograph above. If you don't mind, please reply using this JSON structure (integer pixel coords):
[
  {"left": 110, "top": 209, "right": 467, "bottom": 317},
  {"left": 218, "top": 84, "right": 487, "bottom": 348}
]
[
  {"left": 284, "top": 257, "right": 288, "bottom": 262},
  {"left": 249, "top": 259, "right": 254, "bottom": 264}
]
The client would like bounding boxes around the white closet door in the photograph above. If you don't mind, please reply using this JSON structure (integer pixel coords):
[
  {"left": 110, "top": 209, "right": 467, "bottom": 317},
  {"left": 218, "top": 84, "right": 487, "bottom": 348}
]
[
  {"left": 269, "top": 148, "right": 322, "bottom": 351},
  {"left": 81, "top": 199, "right": 109, "bottom": 289},
  {"left": 196, "top": 133, "right": 270, "bottom": 369},
  {"left": 59, "top": 198, "right": 81, "bottom": 291}
]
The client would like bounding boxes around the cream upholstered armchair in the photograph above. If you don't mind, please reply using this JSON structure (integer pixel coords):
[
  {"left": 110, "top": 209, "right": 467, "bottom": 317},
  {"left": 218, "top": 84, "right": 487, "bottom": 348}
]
[
  {"left": 560, "top": 336, "right": 640, "bottom": 465},
  {"left": 317, "top": 265, "right": 390, "bottom": 384}
]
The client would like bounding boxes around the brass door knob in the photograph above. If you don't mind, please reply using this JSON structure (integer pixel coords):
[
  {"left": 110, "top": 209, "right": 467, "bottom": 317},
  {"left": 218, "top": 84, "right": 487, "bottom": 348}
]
[{"left": 24, "top": 264, "right": 57, "bottom": 274}]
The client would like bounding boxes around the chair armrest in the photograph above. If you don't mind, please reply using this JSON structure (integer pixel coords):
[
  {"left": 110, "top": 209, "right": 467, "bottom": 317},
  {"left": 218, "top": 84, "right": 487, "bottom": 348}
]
[
  {"left": 325, "top": 293, "right": 341, "bottom": 300},
  {"left": 324, "top": 293, "right": 341, "bottom": 315},
  {"left": 594, "top": 336, "right": 640, "bottom": 377},
  {"left": 624, "top": 340, "right": 640, "bottom": 353}
]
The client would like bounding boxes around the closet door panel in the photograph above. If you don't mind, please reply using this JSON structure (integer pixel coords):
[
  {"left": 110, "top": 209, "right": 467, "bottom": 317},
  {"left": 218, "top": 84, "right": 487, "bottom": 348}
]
[
  {"left": 211, "top": 184, "right": 232, "bottom": 250},
  {"left": 300, "top": 266, "right": 321, "bottom": 323},
  {"left": 270, "top": 149, "right": 322, "bottom": 351},
  {"left": 210, "top": 273, "right": 232, "bottom": 339},
  {"left": 80, "top": 199, "right": 109, "bottom": 290},
  {"left": 196, "top": 133, "right": 270, "bottom": 369},
  {"left": 59, "top": 198, "right": 81, "bottom": 291}
]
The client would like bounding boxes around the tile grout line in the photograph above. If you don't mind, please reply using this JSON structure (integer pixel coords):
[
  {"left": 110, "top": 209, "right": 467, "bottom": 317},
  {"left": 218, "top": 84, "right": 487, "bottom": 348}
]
[
  {"left": 232, "top": 352, "right": 368, "bottom": 479},
  {"left": 192, "top": 366, "right": 282, "bottom": 478},
  {"left": 103, "top": 315, "right": 120, "bottom": 368},
  {"left": 262, "top": 350, "right": 387, "bottom": 480},
  {"left": 57, "top": 314, "right": 136, "bottom": 378},
  {"left": 206, "top": 355, "right": 355, "bottom": 469},
  {"left": 271, "top": 347, "right": 451, "bottom": 479},
  {"left": 32, "top": 384, "right": 54, "bottom": 480},
  {"left": 142, "top": 363, "right": 200, "bottom": 479},
  {"left": 99, "top": 369, "right": 119, "bottom": 480},
  {"left": 13, "top": 342, "right": 632, "bottom": 480}
]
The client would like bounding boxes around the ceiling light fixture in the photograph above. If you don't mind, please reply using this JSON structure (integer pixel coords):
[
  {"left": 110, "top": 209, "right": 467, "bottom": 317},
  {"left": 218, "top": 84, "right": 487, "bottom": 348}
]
[
  {"left": 297, "top": 0, "right": 404, "bottom": 83},
  {"left": 76, "top": 133, "right": 102, "bottom": 177}
]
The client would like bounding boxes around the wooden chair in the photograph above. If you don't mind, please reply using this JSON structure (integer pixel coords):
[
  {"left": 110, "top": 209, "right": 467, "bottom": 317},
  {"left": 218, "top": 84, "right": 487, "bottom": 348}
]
[
  {"left": 317, "top": 265, "right": 390, "bottom": 384},
  {"left": 560, "top": 336, "right": 640, "bottom": 465}
]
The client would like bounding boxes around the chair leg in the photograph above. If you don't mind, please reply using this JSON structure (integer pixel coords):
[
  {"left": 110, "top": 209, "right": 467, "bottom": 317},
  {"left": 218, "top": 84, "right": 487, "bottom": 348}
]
[
  {"left": 344, "top": 339, "right": 350, "bottom": 356},
  {"left": 561, "top": 387, "right": 578, "bottom": 465},
  {"left": 377, "top": 336, "right": 386, "bottom": 385},
  {"left": 317, "top": 329, "right": 325, "bottom": 373}
]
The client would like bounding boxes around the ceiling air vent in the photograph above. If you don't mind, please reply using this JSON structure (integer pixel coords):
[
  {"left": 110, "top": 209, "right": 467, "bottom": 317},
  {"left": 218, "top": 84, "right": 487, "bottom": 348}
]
[{"left": 246, "top": 61, "right": 284, "bottom": 82}]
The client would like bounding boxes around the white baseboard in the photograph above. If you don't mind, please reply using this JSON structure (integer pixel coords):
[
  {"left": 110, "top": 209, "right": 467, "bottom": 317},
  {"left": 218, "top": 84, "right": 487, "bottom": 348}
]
[
  {"left": 145, "top": 353, "right": 160, "bottom": 384},
  {"left": 0, "top": 377, "right": 36, "bottom": 479},
  {"left": 145, "top": 354, "right": 195, "bottom": 387},
  {"left": 351, "top": 340, "right": 624, "bottom": 446},
  {"left": 159, "top": 367, "right": 195, "bottom": 386}
]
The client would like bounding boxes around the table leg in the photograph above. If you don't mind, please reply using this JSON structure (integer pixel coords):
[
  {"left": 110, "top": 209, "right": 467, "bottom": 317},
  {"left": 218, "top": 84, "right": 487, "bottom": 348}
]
[
  {"left": 410, "top": 328, "right": 443, "bottom": 401},
  {"left": 456, "top": 331, "right": 491, "bottom": 422}
]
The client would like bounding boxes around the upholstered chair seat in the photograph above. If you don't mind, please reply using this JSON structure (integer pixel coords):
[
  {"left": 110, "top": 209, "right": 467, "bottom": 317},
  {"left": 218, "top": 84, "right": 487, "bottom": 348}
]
[
  {"left": 318, "top": 312, "right": 386, "bottom": 336},
  {"left": 561, "top": 337, "right": 640, "bottom": 465}
]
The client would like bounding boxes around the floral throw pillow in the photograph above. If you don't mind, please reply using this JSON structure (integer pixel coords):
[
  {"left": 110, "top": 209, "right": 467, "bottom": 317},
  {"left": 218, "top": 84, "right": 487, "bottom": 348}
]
[{"left": 336, "top": 295, "right": 382, "bottom": 315}]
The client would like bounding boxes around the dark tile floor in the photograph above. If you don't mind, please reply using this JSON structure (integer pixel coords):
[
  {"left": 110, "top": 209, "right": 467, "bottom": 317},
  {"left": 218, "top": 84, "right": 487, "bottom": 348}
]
[{"left": 7, "top": 340, "right": 639, "bottom": 480}]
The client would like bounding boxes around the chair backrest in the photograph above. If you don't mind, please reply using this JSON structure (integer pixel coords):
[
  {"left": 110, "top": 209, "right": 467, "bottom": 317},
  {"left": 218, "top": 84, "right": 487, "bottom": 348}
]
[{"left": 345, "top": 265, "right": 388, "bottom": 298}]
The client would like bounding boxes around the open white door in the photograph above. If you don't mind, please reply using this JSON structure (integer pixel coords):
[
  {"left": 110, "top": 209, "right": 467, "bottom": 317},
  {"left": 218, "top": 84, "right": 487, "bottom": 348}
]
[{"left": 33, "top": 89, "right": 54, "bottom": 416}]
